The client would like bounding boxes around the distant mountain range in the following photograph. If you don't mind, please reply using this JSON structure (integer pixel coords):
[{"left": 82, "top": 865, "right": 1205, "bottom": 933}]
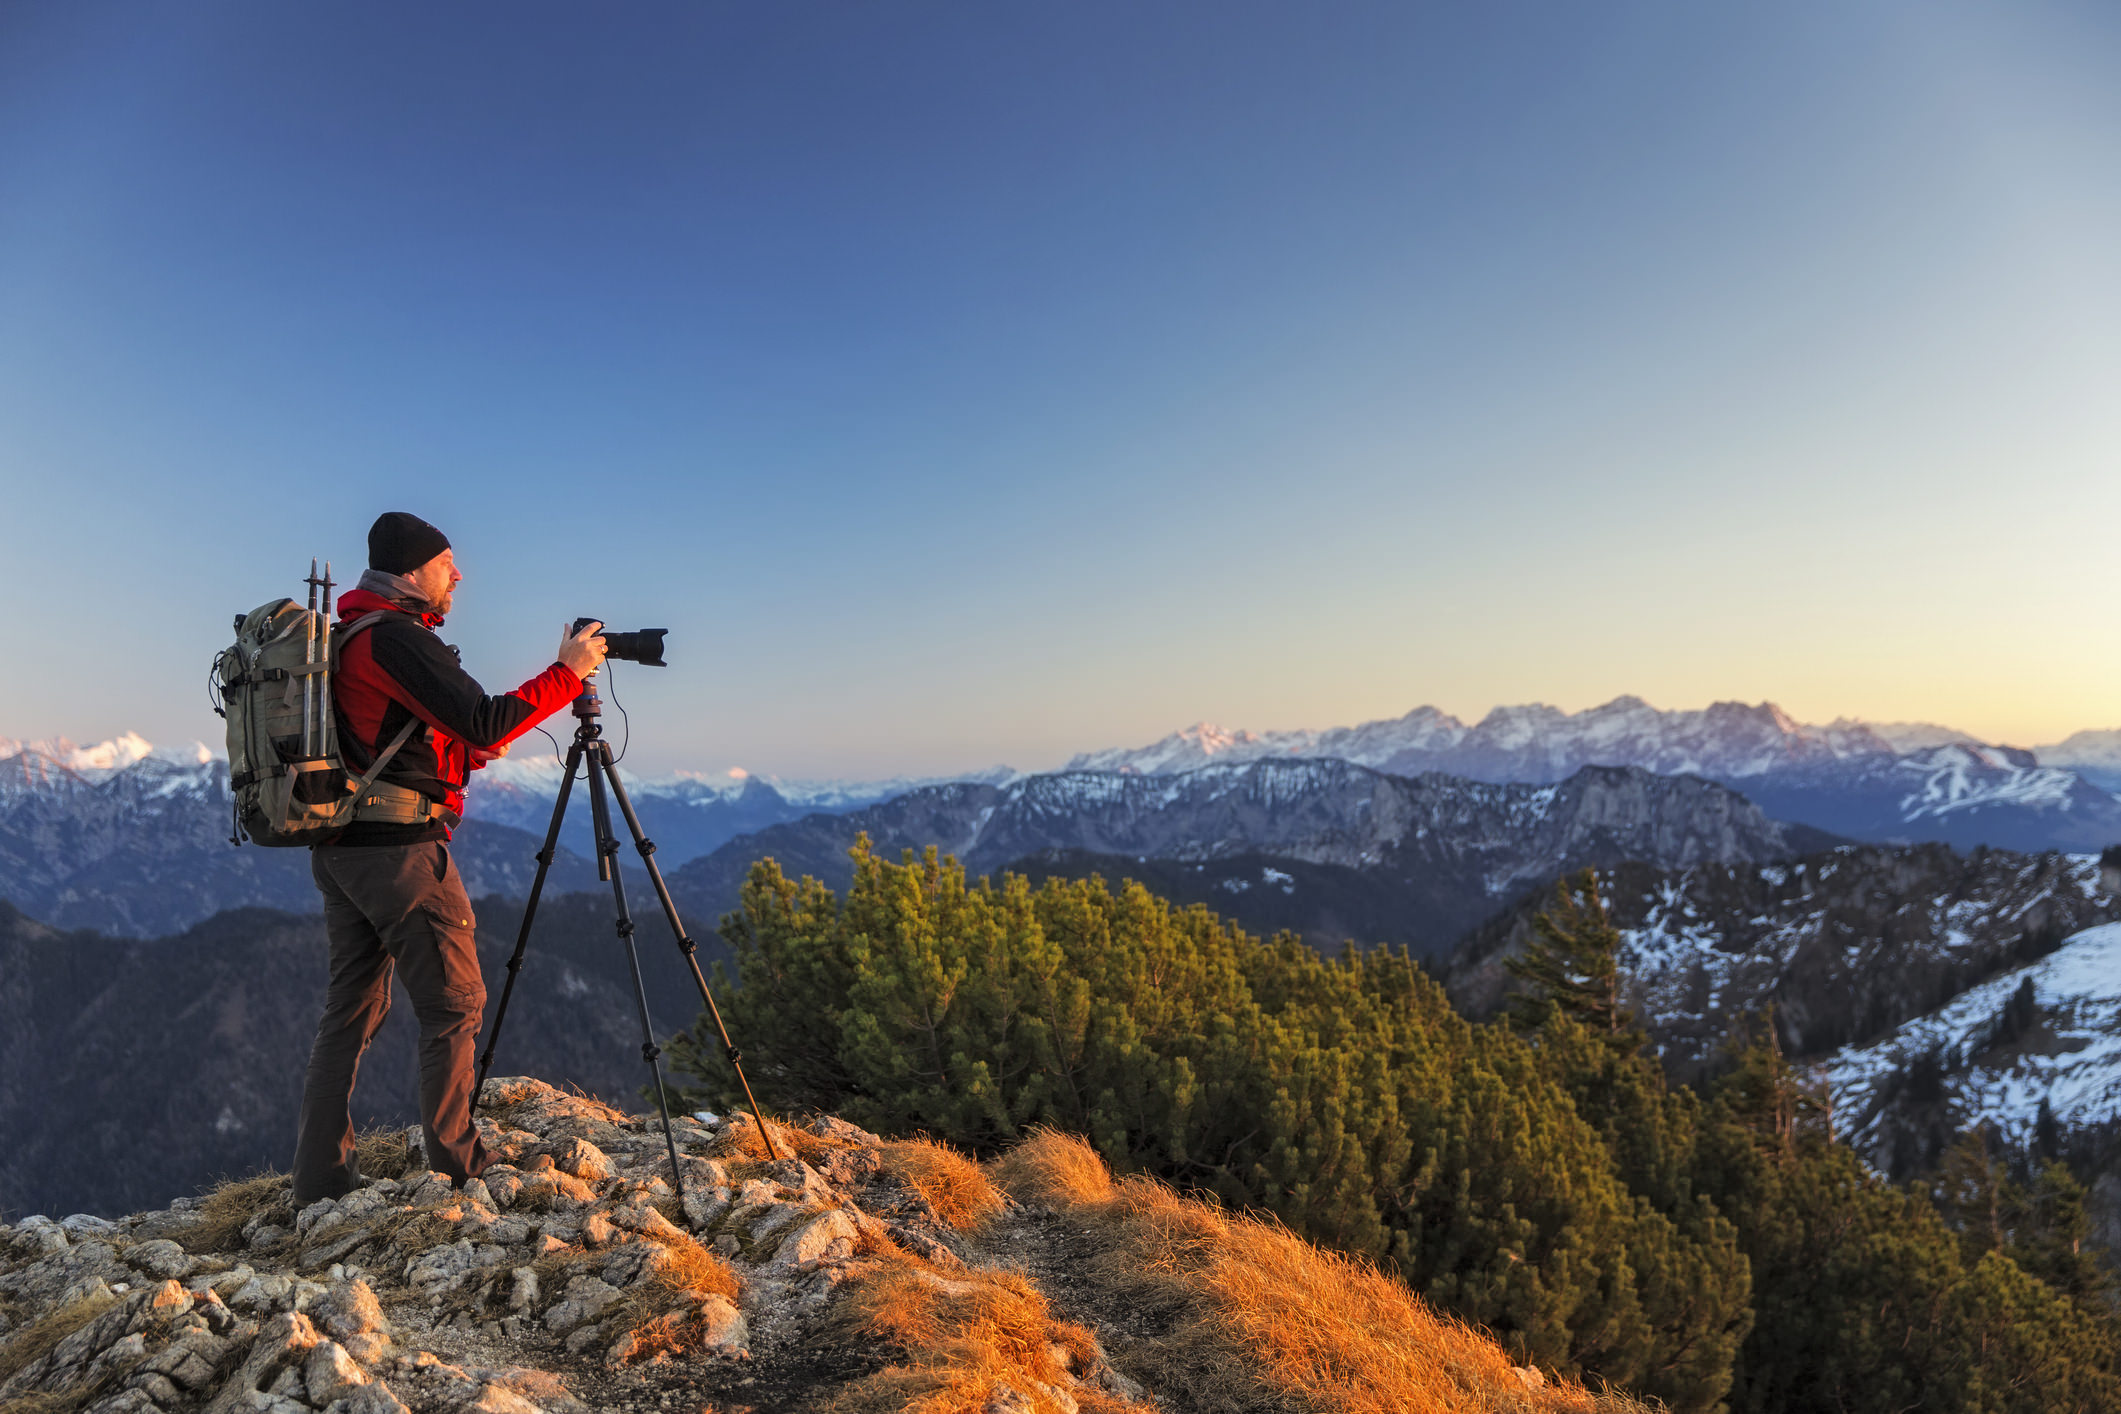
[
  {"left": 0, "top": 736, "right": 996, "bottom": 937},
  {"left": 9, "top": 694, "right": 2121, "bottom": 939},
  {"left": 0, "top": 742, "right": 611, "bottom": 936},
  {"left": 1068, "top": 697, "right": 2121, "bottom": 854},
  {"left": 665, "top": 758, "right": 1821, "bottom": 959}
]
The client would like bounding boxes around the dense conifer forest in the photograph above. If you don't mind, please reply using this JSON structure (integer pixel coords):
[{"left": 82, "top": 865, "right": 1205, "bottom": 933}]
[{"left": 669, "top": 842, "right": 2121, "bottom": 1414}]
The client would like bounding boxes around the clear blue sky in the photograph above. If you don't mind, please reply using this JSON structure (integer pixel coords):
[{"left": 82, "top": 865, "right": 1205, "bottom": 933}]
[{"left": 4, "top": 2, "right": 2118, "bottom": 776}]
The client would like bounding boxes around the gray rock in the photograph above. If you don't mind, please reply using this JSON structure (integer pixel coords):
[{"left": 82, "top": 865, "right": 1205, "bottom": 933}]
[
  {"left": 194, "top": 1288, "right": 241, "bottom": 1335},
  {"left": 552, "top": 1138, "right": 613, "bottom": 1183},
  {"left": 0, "top": 1238, "right": 129, "bottom": 1305},
  {"left": 464, "top": 1384, "right": 543, "bottom": 1414},
  {"left": 486, "top": 1216, "right": 531, "bottom": 1246},
  {"left": 57, "top": 1275, "right": 119, "bottom": 1309},
  {"left": 296, "top": 1196, "right": 344, "bottom": 1238},
  {"left": 405, "top": 1239, "right": 482, "bottom": 1297},
  {"left": 312, "top": 1279, "right": 389, "bottom": 1342},
  {"left": 228, "top": 1273, "right": 295, "bottom": 1314},
  {"left": 540, "top": 1275, "right": 620, "bottom": 1333},
  {"left": 695, "top": 1294, "right": 748, "bottom": 1356},
  {"left": 52, "top": 1300, "right": 134, "bottom": 1372},
  {"left": 125, "top": 1238, "right": 196, "bottom": 1279},
  {"left": 403, "top": 1172, "right": 455, "bottom": 1207},
  {"left": 600, "top": 1245, "right": 652, "bottom": 1288},
  {"left": 206, "top": 1263, "right": 257, "bottom": 1296},
  {"left": 805, "top": 1115, "right": 883, "bottom": 1146},
  {"left": 327, "top": 1381, "right": 414, "bottom": 1414},
  {"left": 85, "top": 1330, "right": 147, "bottom": 1381},
  {"left": 305, "top": 1338, "right": 371, "bottom": 1406},
  {"left": 82, "top": 1391, "right": 160, "bottom": 1414},
  {"left": 201, "top": 1310, "right": 321, "bottom": 1414},
  {"left": 479, "top": 1167, "right": 525, "bottom": 1209},
  {"left": 772, "top": 1209, "right": 858, "bottom": 1270},
  {"left": 129, "top": 1372, "right": 186, "bottom": 1407},
  {"left": 141, "top": 1329, "right": 225, "bottom": 1389},
  {"left": 761, "top": 1159, "right": 839, "bottom": 1207},
  {"left": 682, "top": 1188, "right": 732, "bottom": 1229}
]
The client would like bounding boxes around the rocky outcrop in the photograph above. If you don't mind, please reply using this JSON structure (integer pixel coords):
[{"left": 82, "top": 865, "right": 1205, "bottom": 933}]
[{"left": 0, "top": 1079, "right": 1133, "bottom": 1414}]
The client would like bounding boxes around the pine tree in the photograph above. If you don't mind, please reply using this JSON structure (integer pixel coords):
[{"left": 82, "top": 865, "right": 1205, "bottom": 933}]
[
  {"left": 673, "top": 846, "right": 2121, "bottom": 1414},
  {"left": 1504, "top": 869, "right": 1637, "bottom": 1046}
]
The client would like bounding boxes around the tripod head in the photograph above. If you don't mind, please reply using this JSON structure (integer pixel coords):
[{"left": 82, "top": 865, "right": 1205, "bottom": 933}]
[{"left": 572, "top": 676, "right": 604, "bottom": 723}]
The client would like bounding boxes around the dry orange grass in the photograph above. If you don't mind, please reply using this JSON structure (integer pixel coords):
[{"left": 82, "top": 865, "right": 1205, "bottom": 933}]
[
  {"left": 633, "top": 1225, "right": 742, "bottom": 1303},
  {"left": 828, "top": 1260, "right": 1148, "bottom": 1414},
  {"left": 176, "top": 1170, "right": 291, "bottom": 1255},
  {"left": 709, "top": 1113, "right": 852, "bottom": 1163},
  {"left": 599, "top": 1216, "right": 744, "bottom": 1364},
  {"left": 354, "top": 1126, "right": 417, "bottom": 1180},
  {"left": 875, "top": 1139, "right": 1006, "bottom": 1233},
  {"left": 991, "top": 1130, "right": 1656, "bottom": 1414}
]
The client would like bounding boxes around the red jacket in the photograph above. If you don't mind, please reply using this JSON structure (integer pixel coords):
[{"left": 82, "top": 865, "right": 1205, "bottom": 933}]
[{"left": 329, "top": 587, "right": 581, "bottom": 843}]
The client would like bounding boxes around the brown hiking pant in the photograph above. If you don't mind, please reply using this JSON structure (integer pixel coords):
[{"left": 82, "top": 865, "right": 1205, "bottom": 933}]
[{"left": 293, "top": 841, "right": 491, "bottom": 1204}]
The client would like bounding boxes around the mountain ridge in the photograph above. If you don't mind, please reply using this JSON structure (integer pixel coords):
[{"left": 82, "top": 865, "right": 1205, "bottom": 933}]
[
  {"left": 1066, "top": 696, "right": 2121, "bottom": 853},
  {"left": 667, "top": 758, "right": 1815, "bottom": 958}
]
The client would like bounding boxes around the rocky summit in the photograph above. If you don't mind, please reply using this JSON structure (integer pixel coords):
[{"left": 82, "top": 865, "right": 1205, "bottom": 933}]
[
  {"left": 0, "top": 1079, "right": 1108, "bottom": 1414},
  {"left": 0, "top": 1080, "right": 1622, "bottom": 1414}
]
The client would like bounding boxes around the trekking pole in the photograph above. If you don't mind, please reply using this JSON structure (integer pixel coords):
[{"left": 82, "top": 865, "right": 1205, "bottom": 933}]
[
  {"left": 302, "top": 558, "right": 319, "bottom": 756},
  {"left": 318, "top": 562, "right": 335, "bottom": 752}
]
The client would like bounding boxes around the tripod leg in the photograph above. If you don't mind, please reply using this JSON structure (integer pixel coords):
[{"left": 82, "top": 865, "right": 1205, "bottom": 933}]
[
  {"left": 595, "top": 742, "right": 783, "bottom": 1161},
  {"left": 472, "top": 741, "right": 585, "bottom": 1117},
  {"left": 584, "top": 751, "right": 690, "bottom": 1204}
]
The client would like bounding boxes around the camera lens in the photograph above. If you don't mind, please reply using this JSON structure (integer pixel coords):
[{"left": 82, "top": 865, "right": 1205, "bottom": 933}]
[{"left": 574, "top": 619, "right": 667, "bottom": 667}]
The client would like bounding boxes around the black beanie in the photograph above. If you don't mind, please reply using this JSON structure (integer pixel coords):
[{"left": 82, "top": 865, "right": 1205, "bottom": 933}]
[{"left": 368, "top": 512, "right": 452, "bottom": 575}]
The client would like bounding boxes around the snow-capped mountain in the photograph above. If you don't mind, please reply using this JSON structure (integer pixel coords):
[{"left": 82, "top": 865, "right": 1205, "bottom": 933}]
[
  {"left": 1824, "top": 919, "right": 2121, "bottom": 1182},
  {"left": 668, "top": 758, "right": 1814, "bottom": 958},
  {"left": 2034, "top": 729, "right": 2121, "bottom": 794},
  {"left": 0, "top": 737, "right": 630, "bottom": 936},
  {"left": 0, "top": 733, "right": 1012, "bottom": 936},
  {"left": 1071, "top": 698, "right": 2121, "bottom": 854},
  {"left": 1067, "top": 698, "right": 1895, "bottom": 778}
]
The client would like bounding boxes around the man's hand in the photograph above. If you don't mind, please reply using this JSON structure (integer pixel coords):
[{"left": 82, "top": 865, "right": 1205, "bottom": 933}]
[{"left": 559, "top": 621, "right": 608, "bottom": 678}]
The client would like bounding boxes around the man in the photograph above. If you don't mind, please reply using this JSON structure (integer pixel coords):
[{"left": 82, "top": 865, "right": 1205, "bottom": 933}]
[{"left": 292, "top": 511, "right": 608, "bottom": 1205}]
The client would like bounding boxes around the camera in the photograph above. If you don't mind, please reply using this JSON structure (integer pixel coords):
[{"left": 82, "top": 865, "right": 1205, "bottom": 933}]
[{"left": 573, "top": 617, "right": 668, "bottom": 667}]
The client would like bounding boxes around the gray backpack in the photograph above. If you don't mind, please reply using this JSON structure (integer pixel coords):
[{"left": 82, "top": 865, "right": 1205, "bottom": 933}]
[{"left": 214, "top": 567, "right": 423, "bottom": 846}]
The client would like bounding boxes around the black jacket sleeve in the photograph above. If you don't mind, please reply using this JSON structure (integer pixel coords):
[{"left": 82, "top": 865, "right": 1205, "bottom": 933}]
[{"left": 366, "top": 618, "right": 556, "bottom": 750}]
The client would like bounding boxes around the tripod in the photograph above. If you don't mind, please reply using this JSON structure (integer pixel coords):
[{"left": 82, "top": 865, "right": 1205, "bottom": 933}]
[{"left": 471, "top": 678, "right": 780, "bottom": 1207}]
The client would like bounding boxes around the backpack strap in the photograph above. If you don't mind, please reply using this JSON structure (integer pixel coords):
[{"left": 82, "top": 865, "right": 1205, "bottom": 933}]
[
  {"left": 331, "top": 609, "right": 443, "bottom": 819},
  {"left": 347, "top": 717, "right": 422, "bottom": 798}
]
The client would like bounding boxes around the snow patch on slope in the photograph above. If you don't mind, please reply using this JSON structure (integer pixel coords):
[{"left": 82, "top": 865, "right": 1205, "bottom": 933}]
[{"left": 1825, "top": 921, "right": 2121, "bottom": 1150}]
